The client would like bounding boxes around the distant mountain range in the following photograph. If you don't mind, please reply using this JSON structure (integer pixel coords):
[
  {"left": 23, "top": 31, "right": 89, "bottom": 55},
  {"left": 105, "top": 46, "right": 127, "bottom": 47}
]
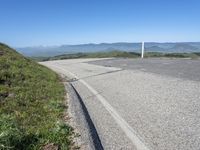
[{"left": 16, "top": 42, "right": 200, "bottom": 57}]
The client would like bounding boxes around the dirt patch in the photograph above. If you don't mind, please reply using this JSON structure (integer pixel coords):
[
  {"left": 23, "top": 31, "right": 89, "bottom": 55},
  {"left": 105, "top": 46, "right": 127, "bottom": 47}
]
[
  {"left": 43, "top": 143, "right": 59, "bottom": 150},
  {"left": 0, "top": 50, "right": 4, "bottom": 56},
  {"left": 0, "top": 92, "right": 9, "bottom": 100}
]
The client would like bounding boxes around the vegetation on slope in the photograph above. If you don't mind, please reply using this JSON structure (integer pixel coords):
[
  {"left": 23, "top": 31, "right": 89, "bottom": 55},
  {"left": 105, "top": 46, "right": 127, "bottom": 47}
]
[
  {"left": 32, "top": 51, "right": 141, "bottom": 61},
  {"left": 0, "top": 43, "right": 74, "bottom": 149},
  {"left": 145, "top": 52, "right": 200, "bottom": 58},
  {"left": 32, "top": 51, "right": 200, "bottom": 62}
]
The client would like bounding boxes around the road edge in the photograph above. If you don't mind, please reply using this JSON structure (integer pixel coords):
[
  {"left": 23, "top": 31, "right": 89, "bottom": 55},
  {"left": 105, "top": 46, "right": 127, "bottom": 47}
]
[{"left": 65, "top": 82, "right": 103, "bottom": 150}]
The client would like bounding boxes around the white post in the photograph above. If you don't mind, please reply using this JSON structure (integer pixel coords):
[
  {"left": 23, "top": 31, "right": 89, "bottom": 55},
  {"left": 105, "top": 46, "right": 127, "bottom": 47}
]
[{"left": 141, "top": 41, "right": 144, "bottom": 58}]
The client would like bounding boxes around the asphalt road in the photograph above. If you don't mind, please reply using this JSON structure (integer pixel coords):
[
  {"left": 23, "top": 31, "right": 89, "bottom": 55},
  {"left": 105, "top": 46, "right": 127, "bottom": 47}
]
[
  {"left": 89, "top": 58, "right": 200, "bottom": 82},
  {"left": 41, "top": 58, "right": 200, "bottom": 150}
]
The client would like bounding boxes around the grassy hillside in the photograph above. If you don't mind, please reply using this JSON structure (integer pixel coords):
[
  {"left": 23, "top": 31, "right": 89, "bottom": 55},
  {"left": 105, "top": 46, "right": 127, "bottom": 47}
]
[
  {"left": 32, "top": 51, "right": 200, "bottom": 62},
  {"left": 145, "top": 52, "right": 200, "bottom": 58},
  {"left": 33, "top": 51, "right": 141, "bottom": 61},
  {"left": 0, "top": 43, "right": 73, "bottom": 149}
]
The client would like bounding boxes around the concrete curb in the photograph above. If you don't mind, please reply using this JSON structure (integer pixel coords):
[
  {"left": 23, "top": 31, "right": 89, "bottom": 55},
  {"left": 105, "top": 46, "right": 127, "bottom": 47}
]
[{"left": 65, "top": 82, "right": 103, "bottom": 150}]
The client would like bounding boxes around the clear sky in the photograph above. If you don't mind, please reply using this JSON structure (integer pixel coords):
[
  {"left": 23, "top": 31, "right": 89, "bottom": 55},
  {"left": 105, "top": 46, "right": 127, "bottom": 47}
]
[{"left": 0, "top": 0, "right": 200, "bottom": 47}]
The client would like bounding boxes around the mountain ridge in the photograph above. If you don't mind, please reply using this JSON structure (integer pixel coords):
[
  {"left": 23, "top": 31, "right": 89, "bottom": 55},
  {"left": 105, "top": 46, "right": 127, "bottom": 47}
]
[{"left": 16, "top": 42, "right": 200, "bottom": 57}]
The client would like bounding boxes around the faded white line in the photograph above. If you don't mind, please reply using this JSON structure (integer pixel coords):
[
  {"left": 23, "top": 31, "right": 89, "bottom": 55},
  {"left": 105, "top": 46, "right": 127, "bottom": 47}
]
[{"left": 49, "top": 63, "right": 150, "bottom": 150}]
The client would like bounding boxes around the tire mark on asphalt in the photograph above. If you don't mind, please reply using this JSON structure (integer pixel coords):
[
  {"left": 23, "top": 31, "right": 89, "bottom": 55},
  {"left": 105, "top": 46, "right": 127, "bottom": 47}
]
[{"left": 69, "top": 69, "right": 124, "bottom": 82}]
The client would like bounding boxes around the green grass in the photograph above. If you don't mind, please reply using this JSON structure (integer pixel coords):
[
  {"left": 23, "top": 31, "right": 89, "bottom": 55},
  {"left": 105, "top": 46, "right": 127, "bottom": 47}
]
[{"left": 0, "top": 43, "right": 74, "bottom": 150}]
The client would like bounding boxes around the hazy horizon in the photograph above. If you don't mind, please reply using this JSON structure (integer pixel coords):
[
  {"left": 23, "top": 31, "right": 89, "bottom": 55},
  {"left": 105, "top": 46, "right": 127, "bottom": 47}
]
[{"left": 15, "top": 41, "right": 200, "bottom": 48}]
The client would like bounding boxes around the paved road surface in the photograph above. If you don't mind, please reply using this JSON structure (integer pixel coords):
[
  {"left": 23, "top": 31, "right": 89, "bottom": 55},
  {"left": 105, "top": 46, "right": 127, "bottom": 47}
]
[
  {"left": 89, "top": 58, "right": 200, "bottom": 81},
  {"left": 41, "top": 58, "right": 200, "bottom": 150}
]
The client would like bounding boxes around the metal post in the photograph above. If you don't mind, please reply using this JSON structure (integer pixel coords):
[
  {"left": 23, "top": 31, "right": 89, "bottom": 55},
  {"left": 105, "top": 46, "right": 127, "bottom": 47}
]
[{"left": 141, "top": 41, "right": 144, "bottom": 58}]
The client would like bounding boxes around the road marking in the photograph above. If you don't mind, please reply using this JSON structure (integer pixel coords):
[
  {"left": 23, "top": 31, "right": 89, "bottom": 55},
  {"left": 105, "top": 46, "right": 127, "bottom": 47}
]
[{"left": 51, "top": 63, "right": 150, "bottom": 150}]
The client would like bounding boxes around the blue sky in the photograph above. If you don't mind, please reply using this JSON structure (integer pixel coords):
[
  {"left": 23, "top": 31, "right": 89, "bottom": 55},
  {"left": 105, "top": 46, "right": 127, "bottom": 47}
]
[{"left": 0, "top": 0, "right": 200, "bottom": 47}]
